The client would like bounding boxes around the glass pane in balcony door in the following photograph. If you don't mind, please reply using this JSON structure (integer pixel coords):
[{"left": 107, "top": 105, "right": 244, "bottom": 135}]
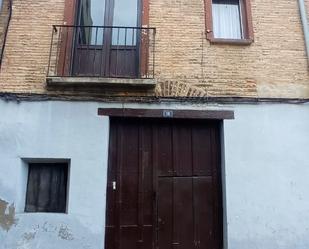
[
  {"left": 79, "top": 0, "right": 106, "bottom": 45},
  {"left": 112, "top": 0, "right": 138, "bottom": 45}
]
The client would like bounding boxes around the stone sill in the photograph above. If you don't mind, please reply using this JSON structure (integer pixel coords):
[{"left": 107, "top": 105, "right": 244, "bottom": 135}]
[
  {"left": 209, "top": 38, "right": 253, "bottom": 45},
  {"left": 46, "top": 76, "right": 157, "bottom": 89}
]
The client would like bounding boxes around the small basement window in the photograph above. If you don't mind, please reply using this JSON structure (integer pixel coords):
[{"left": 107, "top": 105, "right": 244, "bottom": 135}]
[{"left": 25, "top": 163, "right": 68, "bottom": 213}]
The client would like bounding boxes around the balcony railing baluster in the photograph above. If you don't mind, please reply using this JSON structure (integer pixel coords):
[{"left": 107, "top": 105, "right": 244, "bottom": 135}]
[
  {"left": 116, "top": 27, "right": 120, "bottom": 77},
  {"left": 99, "top": 27, "right": 105, "bottom": 76},
  {"left": 124, "top": 27, "right": 128, "bottom": 76}
]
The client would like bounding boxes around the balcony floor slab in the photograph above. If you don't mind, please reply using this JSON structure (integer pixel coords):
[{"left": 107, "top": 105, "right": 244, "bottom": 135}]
[{"left": 46, "top": 76, "right": 157, "bottom": 89}]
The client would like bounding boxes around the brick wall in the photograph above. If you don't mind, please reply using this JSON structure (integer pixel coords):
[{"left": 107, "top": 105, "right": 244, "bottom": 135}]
[
  {"left": 0, "top": 0, "right": 64, "bottom": 93},
  {"left": 0, "top": 0, "right": 308, "bottom": 98},
  {"left": 151, "top": 0, "right": 309, "bottom": 98}
]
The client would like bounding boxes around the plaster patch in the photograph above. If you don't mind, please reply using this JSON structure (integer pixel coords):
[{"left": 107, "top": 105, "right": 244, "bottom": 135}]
[
  {"left": 0, "top": 198, "right": 18, "bottom": 231},
  {"left": 22, "top": 231, "right": 36, "bottom": 241},
  {"left": 42, "top": 221, "right": 58, "bottom": 233},
  {"left": 58, "top": 225, "right": 74, "bottom": 240}
]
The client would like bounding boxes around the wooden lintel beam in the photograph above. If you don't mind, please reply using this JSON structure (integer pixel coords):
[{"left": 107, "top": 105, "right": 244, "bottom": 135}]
[{"left": 98, "top": 108, "right": 234, "bottom": 120}]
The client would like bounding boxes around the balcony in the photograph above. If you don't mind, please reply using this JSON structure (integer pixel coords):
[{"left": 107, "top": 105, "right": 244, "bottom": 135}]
[{"left": 47, "top": 25, "right": 156, "bottom": 88}]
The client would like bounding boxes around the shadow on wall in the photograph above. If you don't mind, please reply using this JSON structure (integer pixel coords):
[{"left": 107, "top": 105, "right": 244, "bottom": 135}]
[{"left": 0, "top": 0, "right": 12, "bottom": 68}]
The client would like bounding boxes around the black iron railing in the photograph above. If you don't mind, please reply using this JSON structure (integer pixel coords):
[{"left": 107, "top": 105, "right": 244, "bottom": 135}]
[{"left": 47, "top": 25, "right": 156, "bottom": 79}]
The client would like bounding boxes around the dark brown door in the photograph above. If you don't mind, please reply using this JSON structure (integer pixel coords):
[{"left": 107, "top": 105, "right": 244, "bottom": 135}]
[
  {"left": 105, "top": 118, "right": 223, "bottom": 249},
  {"left": 72, "top": 0, "right": 141, "bottom": 77}
]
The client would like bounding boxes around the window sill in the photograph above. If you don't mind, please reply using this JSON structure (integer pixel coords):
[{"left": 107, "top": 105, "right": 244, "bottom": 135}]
[
  {"left": 46, "top": 76, "right": 157, "bottom": 89},
  {"left": 17, "top": 212, "right": 68, "bottom": 215},
  {"left": 208, "top": 38, "right": 253, "bottom": 45}
]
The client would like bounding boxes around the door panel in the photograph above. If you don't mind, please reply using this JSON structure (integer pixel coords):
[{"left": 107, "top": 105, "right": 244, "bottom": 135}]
[
  {"left": 191, "top": 126, "right": 213, "bottom": 176},
  {"left": 172, "top": 125, "right": 193, "bottom": 176},
  {"left": 119, "top": 123, "right": 139, "bottom": 226},
  {"left": 78, "top": 0, "right": 106, "bottom": 45},
  {"left": 112, "top": 0, "right": 138, "bottom": 27},
  {"left": 156, "top": 123, "right": 173, "bottom": 177},
  {"left": 73, "top": 0, "right": 141, "bottom": 77},
  {"left": 105, "top": 119, "right": 154, "bottom": 249},
  {"left": 112, "top": 0, "right": 139, "bottom": 45},
  {"left": 73, "top": 0, "right": 107, "bottom": 76},
  {"left": 156, "top": 122, "right": 216, "bottom": 177},
  {"left": 173, "top": 177, "right": 194, "bottom": 249},
  {"left": 105, "top": 120, "right": 117, "bottom": 249},
  {"left": 105, "top": 118, "right": 222, "bottom": 249},
  {"left": 109, "top": 46, "right": 138, "bottom": 77},
  {"left": 194, "top": 177, "right": 215, "bottom": 249},
  {"left": 157, "top": 177, "right": 173, "bottom": 249},
  {"left": 157, "top": 177, "right": 215, "bottom": 249}
]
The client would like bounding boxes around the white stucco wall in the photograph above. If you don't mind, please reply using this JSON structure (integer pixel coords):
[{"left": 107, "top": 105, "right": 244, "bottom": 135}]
[
  {"left": 0, "top": 99, "right": 308, "bottom": 249},
  {"left": 0, "top": 100, "right": 110, "bottom": 249},
  {"left": 224, "top": 104, "right": 309, "bottom": 249}
]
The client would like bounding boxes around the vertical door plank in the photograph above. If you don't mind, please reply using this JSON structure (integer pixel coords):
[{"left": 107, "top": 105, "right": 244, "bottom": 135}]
[
  {"left": 157, "top": 177, "right": 173, "bottom": 249},
  {"left": 138, "top": 122, "right": 154, "bottom": 249},
  {"left": 141, "top": 122, "right": 154, "bottom": 249},
  {"left": 152, "top": 124, "right": 159, "bottom": 249},
  {"left": 106, "top": 120, "right": 118, "bottom": 226},
  {"left": 194, "top": 177, "right": 215, "bottom": 249},
  {"left": 156, "top": 122, "right": 173, "bottom": 176},
  {"left": 138, "top": 123, "right": 144, "bottom": 248},
  {"left": 120, "top": 122, "right": 139, "bottom": 226},
  {"left": 210, "top": 124, "right": 223, "bottom": 249},
  {"left": 191, "top": 124, "right": 213, "bottom": 176},
  {"left": 173, "top": 177, "right": 194, "bottom": 249},
  {"left": 105, "top": 120, "right": 118, "bottom": 249},
  {"left": 140, "top": 123, "right": 153, "bottom": 225},
  {"left": 172, "top": 123, "right": 193, "bottom": 176},
  {"left": 115, "top": 120, "right": 124, "bottom": 249},
  {"left": 118, "top": 121, "right": 139, "bottom": 249}
]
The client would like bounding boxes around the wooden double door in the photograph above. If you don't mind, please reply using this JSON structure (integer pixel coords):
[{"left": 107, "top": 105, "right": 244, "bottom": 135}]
[
  {"left": 105, "top": 118, "right": 223, "bottom": 249},
  {"left": 72, "top": 0, "right": 141, "bottom": 77}
]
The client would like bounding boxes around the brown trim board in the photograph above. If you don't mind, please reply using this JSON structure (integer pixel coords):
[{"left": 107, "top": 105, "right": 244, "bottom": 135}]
[
  {"left": 98, "top": 108, "right": 234, "bottom": 120},
  {"left": 1, "top": 93, "right": 309, "bottom": 104},
  {"left": 57, "top": 0, "right": 78, "bottom": 76}
]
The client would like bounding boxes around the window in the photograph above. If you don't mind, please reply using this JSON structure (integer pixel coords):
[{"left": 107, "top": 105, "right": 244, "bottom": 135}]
[
  {"left": 25, "top": 163, "right": 68, "bottom": 213},
  {"left": 205, "top": 0, "right": 253, "bottom": 43}
]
